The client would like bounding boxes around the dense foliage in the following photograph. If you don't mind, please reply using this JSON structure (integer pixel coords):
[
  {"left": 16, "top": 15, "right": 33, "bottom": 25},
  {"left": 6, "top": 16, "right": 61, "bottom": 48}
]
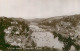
[{"left": 0, "top": 17, "right": 29, "bottom": 50}]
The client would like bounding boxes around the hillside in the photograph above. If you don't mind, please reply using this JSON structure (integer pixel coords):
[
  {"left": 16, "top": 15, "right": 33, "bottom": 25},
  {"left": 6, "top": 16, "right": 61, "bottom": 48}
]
[
  {"left": 39, "top": 14, "right": 80, "bottom": 51},
  {"left": 0, "top": 17, "right": 29, "bottom": 50},
  {"left": 39, "top": 14, "right": 80, "bottom": 27}
]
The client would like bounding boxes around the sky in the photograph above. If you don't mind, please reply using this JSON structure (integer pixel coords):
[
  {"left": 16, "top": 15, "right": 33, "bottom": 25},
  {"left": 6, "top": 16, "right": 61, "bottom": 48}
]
[{"left": 0, "top": 0, "right": 80, "bottom": 19}]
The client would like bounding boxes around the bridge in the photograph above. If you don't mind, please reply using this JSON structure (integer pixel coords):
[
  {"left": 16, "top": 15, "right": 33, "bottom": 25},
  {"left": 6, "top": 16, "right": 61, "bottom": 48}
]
[{"left": 29, "top": 25, "right": 47, "bottom": 32}]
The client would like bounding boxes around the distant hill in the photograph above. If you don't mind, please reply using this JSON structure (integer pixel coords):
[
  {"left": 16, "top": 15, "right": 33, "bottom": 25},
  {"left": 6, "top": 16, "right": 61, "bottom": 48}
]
[
  {"left": 11, "top": 17, "right": 30, "bottom": 24},
  {"left": 39, "top": 14, "right": 80, "bottom": 27},
  {"left": 27, "top": 18, "right": 46, "bottom": 23}
]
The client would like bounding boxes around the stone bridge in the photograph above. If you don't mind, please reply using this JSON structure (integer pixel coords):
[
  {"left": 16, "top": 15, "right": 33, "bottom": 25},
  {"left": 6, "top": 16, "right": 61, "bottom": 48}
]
[{"left": 31, "top": 29, "right": 46, "bottom": 32}]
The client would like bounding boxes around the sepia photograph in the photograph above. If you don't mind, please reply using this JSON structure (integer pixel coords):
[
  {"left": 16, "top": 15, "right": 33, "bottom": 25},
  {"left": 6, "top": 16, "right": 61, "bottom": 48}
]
[{"left": 0, "top": 0, "right": 80, "bottom": 51}]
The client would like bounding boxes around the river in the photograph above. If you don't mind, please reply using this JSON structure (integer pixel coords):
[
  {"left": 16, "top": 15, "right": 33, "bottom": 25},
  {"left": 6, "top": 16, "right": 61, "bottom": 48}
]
[{"left": 29, "top": 25, "right": 64, "bottom": 50}]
